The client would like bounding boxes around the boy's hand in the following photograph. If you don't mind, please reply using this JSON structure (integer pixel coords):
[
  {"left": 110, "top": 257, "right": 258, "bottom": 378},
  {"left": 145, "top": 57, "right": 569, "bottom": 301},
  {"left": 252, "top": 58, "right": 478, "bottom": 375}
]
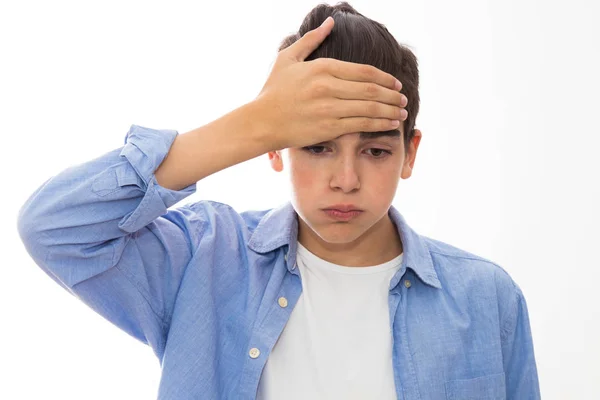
[{"left": 253, "top": 16, "right": 408, "bottom": 150}]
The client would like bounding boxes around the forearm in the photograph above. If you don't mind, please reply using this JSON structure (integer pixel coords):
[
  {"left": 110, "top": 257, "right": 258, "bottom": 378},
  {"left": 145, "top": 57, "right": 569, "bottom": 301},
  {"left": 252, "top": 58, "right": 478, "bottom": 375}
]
[{"left": 155, "top": 101, "right": 275, "bottom": 191}]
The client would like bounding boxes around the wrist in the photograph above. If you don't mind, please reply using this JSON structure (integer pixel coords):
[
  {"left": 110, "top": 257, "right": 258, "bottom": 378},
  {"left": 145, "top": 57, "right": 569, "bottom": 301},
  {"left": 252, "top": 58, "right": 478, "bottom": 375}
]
[{"left": 242, "top": 99, "right": 284, "bottom": 152}]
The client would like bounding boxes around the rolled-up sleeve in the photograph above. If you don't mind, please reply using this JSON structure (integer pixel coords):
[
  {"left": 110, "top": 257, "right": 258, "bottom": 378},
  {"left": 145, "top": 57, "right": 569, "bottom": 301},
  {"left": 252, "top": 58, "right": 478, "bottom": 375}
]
[
  {"left": 501, "top": 284, "right": 541, "bottom": 399},
  {"left": 17, "top": 125, "right": 203, "bottom": 360}
]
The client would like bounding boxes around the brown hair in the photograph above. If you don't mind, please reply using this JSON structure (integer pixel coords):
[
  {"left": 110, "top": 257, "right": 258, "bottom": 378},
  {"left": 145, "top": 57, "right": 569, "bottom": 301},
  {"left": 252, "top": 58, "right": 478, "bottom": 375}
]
[{"left": 278, "top": 2, "right": 420, "bottom": 154}]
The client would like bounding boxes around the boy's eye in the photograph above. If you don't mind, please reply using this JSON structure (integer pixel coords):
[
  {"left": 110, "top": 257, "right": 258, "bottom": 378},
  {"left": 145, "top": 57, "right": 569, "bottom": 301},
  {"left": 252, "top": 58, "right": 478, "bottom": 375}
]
[
  {"left": 368, "top": 148, "right": 387, "bottom": 157},
  {"left": 304, "top": 146, "right": 327, "bottom": 154},
  {"left": 302, "top": 146, "right": 392, "bottom": 158}
]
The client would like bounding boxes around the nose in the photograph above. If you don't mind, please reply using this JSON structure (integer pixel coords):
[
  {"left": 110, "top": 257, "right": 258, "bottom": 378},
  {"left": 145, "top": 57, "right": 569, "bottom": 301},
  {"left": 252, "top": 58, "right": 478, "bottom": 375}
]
[{"left": 329, "top": 156, "right": 360, "bottom": 192}]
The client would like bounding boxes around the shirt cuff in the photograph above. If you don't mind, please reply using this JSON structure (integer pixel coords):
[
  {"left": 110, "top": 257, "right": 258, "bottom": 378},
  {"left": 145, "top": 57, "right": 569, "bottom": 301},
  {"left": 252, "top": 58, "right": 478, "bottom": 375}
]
[{"left": 117, "top": 124, "right": 197, "bottom": 233}]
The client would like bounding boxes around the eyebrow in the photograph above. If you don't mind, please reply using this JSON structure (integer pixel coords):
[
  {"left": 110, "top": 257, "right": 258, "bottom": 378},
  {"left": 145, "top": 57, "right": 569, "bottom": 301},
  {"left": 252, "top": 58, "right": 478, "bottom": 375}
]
[{"left": 358, "top": 129, "right": 401, "bottom": 140}]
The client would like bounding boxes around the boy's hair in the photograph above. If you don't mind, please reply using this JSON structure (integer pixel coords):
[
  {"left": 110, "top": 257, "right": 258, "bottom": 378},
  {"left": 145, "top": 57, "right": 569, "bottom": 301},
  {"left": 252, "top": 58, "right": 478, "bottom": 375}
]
[{"left": 278, "top": 2, "right": 420, "bottom": 154}]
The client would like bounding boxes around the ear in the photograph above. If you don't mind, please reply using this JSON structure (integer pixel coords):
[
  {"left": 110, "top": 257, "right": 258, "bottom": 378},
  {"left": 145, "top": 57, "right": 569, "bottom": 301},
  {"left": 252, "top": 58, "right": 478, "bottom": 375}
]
[
  {"left": 400, "top": 129, "right": 422, "bottom": 180},
  {"left": 268, "top": 150, "right": 284, "bottom": 172}
]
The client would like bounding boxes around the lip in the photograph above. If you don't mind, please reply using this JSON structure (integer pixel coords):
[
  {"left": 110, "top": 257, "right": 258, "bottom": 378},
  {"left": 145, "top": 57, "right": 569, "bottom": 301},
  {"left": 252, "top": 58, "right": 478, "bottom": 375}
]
[
  {"left": 323, "top": 209, "right": 363, "bottom": 221},
  {"left": 323, "top": 204, "right": 363, "bottom": 212}
]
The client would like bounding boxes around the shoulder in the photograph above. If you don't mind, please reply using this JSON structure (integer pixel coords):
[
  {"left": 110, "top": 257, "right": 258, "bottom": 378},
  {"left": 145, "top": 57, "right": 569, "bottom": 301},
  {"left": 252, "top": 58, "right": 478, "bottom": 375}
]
[
  {"left": 183, "top": 199, "right": 273, "bottom": 237},
  {"left": 423, "top": 235, "right": 517, "bottom": 288},
  {"left": 420, "top": 235, "right": 521, "bottom": 322}
]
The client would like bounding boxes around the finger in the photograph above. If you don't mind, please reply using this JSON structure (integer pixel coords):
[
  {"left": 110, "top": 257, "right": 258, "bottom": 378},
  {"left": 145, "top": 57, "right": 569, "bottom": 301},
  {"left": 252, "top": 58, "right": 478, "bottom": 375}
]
[
  {"left": 335, "top": 116, "right": 402, "bottom": 135},
  {"left": 333, "top": 79, "right": 408, "bottom": 108},
  {"left": 287, "top": 16, "right": 335, "bottom": 62},
  {"left": 333, "top": 99, "right": 407, "bottom": 121},
  {"left": 324, "top": 58, "right": 403, "bottom": 92}
]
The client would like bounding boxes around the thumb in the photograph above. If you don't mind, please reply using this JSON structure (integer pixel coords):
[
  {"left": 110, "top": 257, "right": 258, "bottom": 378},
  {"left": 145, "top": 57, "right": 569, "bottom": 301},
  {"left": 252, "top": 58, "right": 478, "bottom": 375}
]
[{"left": 288, "top": 16, "right": 334, "bottom": 62}]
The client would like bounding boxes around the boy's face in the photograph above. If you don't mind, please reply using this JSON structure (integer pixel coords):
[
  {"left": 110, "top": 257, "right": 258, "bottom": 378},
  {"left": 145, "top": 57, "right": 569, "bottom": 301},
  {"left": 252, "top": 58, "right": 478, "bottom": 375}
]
[{"left": 267, "top": 129, "right": 422, "bottom": 247}]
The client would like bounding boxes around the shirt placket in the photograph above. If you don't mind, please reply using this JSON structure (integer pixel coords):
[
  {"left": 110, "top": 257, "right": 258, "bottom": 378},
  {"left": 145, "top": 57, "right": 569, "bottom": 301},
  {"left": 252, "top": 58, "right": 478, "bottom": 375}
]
[
  {"left": 237, "top": 253, "right": 302, "bottom": 399},
  {"left": 390, "top": 272, "right": 422, "bottom": 400}
]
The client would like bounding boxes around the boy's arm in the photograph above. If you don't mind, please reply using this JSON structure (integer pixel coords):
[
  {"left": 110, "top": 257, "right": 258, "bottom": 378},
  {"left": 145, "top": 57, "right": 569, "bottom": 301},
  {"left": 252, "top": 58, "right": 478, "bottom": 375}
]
[
  {"left": 155, "top": 101, "right": 275, "bottom": 191},
  {"left": 501, "top": 284, "right": 542, "bottom": 399},
  {"left": 16, "top": 105, "right": 272, "bottom": 357}
]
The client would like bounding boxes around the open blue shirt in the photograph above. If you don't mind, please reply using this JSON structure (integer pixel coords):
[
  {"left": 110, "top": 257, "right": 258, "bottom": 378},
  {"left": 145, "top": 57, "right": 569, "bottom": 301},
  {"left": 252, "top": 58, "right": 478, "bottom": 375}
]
[{"left": 17, "top": 125, "right": 541, "bottom": 399}]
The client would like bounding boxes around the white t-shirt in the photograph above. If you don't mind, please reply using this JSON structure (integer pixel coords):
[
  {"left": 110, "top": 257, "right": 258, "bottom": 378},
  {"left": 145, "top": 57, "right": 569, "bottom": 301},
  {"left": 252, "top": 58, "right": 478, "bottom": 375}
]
[{"left": 256, "top": 242, "right": 404, "bottom": 399}]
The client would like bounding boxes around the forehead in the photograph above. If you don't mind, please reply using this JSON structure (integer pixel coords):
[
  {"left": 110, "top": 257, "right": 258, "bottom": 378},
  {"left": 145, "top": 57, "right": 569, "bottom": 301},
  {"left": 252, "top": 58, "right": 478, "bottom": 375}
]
[{"left": 331, "top": 129, "right": 401, "bottom": 142}]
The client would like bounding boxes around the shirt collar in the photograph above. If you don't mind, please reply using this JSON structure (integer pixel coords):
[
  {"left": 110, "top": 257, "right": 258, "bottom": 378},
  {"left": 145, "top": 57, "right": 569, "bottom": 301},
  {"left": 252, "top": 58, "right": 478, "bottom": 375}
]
[{"left": 248, "top": 202, "right": 442, "bottom": 289}]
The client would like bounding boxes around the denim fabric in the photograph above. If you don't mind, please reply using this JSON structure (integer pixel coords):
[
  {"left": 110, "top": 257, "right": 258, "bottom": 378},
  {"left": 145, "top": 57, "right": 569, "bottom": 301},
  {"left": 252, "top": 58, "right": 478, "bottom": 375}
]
[{"left": 17, "top": 125, "right": 540, "bottom": 399}]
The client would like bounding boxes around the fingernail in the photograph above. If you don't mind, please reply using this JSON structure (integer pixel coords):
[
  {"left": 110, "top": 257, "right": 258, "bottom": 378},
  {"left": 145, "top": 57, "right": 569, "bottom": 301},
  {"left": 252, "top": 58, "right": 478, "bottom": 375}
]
[
  {"left": 321, "top": 17, "right": 331, "bottom": 27},
  {"left": 395, "top": 80, "right": 402, "bottom": 90}
]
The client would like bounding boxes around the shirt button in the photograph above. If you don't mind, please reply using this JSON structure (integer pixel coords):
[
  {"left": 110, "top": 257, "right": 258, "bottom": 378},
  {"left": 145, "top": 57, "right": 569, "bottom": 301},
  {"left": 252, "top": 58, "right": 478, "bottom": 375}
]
[
  {"left": 404, "top": 279, "right": 412, "bottom": 288},
  {"left": 278, "top": 297, "right": 288, "bottom": 308},
  {"left": 249, "top": 348, "right": 260, "bottom": 359},
  {"left": 284, "top": 253, "right": 288, "bottom": 261}
]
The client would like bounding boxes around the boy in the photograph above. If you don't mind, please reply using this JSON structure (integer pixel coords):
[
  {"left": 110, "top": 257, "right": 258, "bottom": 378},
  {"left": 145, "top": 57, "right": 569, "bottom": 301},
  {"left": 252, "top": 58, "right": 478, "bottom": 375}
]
[{"left": 17, "top": 2, "right": 540, "bottom": 399}]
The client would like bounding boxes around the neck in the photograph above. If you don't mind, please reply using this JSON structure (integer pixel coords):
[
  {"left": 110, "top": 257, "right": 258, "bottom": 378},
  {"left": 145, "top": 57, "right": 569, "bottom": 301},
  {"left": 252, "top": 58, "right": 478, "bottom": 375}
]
[{"left": 297, "top": 212, "right": 403, "bottom": 267}]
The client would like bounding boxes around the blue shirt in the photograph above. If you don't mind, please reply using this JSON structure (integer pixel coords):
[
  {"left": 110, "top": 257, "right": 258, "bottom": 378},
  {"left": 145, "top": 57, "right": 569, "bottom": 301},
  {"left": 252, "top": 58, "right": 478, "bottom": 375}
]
[{"left": 17, "top": 125, "right": 541, "bottom": 399}]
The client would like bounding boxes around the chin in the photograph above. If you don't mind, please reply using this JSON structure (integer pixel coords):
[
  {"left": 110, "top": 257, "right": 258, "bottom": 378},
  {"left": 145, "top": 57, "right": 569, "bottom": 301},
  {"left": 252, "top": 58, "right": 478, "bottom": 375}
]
[{"left": 312, "top": 223, "right": 367, "bottom": 243}]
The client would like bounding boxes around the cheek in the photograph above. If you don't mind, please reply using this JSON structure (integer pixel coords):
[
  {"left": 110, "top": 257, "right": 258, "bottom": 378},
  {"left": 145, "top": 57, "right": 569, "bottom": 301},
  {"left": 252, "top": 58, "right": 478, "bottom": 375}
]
[
  {"left": 290, "top": 168, "right": 315, "bottom": 191},
  {"left": 288, "top": 155, "right": 319, "bottom": 189},
  {"left": 369, "top": 167, "right": 401, "bottom": 195}
]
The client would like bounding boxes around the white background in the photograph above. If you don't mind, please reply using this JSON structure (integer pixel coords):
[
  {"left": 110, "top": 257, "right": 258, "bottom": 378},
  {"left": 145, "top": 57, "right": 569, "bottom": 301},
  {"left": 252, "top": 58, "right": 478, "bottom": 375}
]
[{"left": 2, "top": 0, "right": 599, "bottom": 398}]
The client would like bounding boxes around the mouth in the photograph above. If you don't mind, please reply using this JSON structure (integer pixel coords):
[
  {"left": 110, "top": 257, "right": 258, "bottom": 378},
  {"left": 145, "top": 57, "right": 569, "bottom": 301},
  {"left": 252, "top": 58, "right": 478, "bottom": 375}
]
[
  {"left": 323, "top": 205, "right": 363, "bottom": 212},
  {"left": 322, "top": 209, "right": 363, "bottom": 221}
]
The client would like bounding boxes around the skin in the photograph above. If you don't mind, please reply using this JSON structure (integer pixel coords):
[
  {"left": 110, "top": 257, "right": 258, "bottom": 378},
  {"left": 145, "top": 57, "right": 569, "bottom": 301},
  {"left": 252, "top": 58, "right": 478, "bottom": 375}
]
[{"left": 267, "top": 128, "right": 422, "bottom": 267}]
